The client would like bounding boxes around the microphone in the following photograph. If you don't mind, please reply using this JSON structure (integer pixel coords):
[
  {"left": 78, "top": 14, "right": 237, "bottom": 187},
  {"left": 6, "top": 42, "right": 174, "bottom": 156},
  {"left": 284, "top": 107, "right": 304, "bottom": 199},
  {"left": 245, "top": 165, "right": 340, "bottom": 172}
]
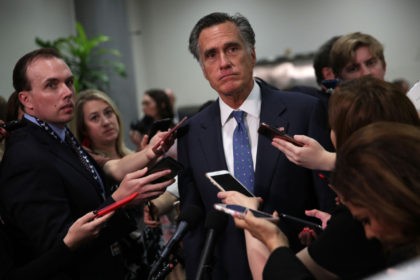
[
  {"left": 195, "top": 210, "right": 228, "bottom": 280},
  {"left": 148, "top": 204, "right": 203, "bottom": 280}
]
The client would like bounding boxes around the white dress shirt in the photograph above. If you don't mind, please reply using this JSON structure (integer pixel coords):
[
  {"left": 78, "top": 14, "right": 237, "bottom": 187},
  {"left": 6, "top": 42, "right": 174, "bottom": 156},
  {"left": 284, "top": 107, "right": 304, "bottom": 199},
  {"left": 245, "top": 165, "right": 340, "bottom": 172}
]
[{"left": 219, "top": 81, "right": 261, "bottom": 174}]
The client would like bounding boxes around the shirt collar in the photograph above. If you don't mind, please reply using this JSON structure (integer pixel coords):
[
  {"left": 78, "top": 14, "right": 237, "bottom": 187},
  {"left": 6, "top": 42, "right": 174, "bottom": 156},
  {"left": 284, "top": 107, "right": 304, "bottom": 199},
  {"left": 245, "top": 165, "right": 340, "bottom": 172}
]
[
  {"left": 219, "top": 80, "right": 261, "bottom": 125},
  {"left": 24, "top": 113, "right": 68, "bottom": 141}
]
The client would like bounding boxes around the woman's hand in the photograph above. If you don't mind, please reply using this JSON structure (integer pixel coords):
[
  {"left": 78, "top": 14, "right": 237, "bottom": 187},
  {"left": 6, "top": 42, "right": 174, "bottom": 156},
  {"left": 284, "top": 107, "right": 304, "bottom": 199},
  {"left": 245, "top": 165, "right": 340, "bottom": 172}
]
[
  {"left": 305, "top": 209, "right": 331, "bottom": 229},
  {"left": 63, "top": 211, "right": 113, "bottom": 250},
  {"left": 272, "top": 135, "right": 336, "bottom": 171},
  {"left": 217, "top": 191, "right": 263, "bottom": 210},
  {"left": 112, "top": 167, "right": 174, "bottom": 204},
  {"left": 234, "top": 211, "right": 288, "bottom": 253},
  {"left": 143, "top": 203, "right": 161, "bottom": 228}
]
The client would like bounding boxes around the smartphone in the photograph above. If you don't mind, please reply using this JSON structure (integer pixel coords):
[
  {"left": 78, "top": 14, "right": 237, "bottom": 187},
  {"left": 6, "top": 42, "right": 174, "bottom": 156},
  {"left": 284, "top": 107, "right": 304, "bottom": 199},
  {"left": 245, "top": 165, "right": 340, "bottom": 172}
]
[
  {"left": 206, "top": 170, "right": 254, "bottom": 197},
  {"left": 152, "top": 116, "right": 188, "bottom": 154},
  {"left": 147, "top": 118, "right": 173, "bottom": 143},
  {"left": 258, "top": 122, "right": 304, "bottom": 147},
  {"left": 94, "top": 192, "right": 138, "bottom": 217},
  {"left": 214, "top": 203, "right": 279, "bottom": 222},
  {"left": 279, "top": 212, "right": 323, "bottom": 231},
  {"left": 145, "top": 156, "right": 183, "bottom": 184}
]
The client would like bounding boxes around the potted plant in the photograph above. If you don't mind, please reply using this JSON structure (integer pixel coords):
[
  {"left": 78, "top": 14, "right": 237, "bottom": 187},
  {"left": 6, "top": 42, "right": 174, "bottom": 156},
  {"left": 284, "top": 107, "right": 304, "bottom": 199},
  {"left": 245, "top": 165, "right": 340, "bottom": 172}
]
[{"left": 35, "top": 22, "right": 126, "bottom": 93}]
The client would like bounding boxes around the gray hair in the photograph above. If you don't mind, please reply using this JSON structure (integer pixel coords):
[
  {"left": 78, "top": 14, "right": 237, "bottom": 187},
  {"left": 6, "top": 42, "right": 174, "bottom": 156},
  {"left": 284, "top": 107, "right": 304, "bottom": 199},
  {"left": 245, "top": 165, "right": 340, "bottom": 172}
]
[{"left": 188, "top": 12, "right": 255, "bottom": 62}]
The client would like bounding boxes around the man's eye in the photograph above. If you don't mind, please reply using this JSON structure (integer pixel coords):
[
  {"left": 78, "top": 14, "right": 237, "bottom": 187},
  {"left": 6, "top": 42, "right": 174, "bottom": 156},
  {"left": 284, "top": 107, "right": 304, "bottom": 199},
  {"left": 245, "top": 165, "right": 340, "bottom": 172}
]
[
  {"left": 66, "top": 79, "right": 74, "bottom": 87},
  {"left": 206, "top": 52, "right": 216, "bottom": 59},
  {"left": 346, "top": 65, "right": 359, "bottom": 73},
  {"left": 366, "top": 58, "right": 377, "bottom": 67},
  {"left": 46, "top": 82, "right": 57, "bottom": 89},
  {"left": 227, "top": 46, "right": 238, "bottom": 53}
]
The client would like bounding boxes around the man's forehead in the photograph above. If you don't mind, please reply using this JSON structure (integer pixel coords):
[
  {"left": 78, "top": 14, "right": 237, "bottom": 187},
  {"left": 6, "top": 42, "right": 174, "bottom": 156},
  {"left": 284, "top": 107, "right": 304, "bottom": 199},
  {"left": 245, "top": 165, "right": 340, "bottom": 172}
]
[{"left": 27, "top": 57, "right": 71, "bottom": 79}]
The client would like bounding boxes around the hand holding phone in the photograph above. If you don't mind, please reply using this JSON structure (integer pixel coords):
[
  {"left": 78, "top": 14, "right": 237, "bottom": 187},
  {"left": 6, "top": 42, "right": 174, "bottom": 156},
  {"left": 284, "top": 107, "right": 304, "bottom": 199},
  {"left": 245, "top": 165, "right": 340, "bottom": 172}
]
[
  {"left": 147, "top": 118, "right": 173, "bottom": 143},
  {"left": 145, "top": 156, "right": 183, "bottom": 184},
  {"left": 214, "top": 203, "right": 279, "bottom": 222},
  {"left": 94, "top": 192, "right": 138, "bottom": 217},
  {"left": 152, "top": 116, "right": 188, "bottom": 155},
  {"left": 206, "top": 170, "right": 255, "bottom": 197},
  {"left": 258, "top": 122, "right": 304, "bottom": 147}
]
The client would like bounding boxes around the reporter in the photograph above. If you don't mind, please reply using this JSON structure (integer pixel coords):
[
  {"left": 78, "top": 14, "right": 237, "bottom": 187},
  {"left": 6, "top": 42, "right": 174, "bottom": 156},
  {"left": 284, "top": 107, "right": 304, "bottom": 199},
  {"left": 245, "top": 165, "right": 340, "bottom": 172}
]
[
  {"left": 230, "top": 77, "right": 420, "bottom": 279},
  {"left": 332, "top": 122, "right": 420, "bottom": 253},
  {"left": 273, "top": 32, "right": 389, "bottom": 171},
  {"left": 0, "top": 48, "right": 175, "bottom": 279}
]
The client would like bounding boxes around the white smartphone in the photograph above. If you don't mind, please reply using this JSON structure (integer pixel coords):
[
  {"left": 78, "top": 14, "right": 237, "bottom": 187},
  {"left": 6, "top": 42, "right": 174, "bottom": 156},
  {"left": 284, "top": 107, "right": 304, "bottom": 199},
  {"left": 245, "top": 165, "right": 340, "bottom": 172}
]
[
  {"left": 206, "top": 170, "right": 255, "bottom": 197},
  {"left": 214, "top": 203, "right": 279, "bottom": 222}
]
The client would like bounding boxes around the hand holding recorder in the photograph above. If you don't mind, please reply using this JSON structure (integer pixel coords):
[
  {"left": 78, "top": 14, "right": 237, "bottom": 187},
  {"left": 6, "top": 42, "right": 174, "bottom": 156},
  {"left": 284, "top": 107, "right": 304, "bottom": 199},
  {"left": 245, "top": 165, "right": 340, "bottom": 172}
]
[
  {"left": 258, "top": 122, "right": 304, "bottom": 147},
  {"left": 152, "top": 116, "right": 188, "bottom": 155}
]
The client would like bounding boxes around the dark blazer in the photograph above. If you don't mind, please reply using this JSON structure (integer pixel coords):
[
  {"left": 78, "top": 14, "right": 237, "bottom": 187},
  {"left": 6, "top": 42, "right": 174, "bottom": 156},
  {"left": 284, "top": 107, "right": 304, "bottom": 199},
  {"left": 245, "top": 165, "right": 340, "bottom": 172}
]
[
  {"left": 177, "top": 79, "right": 335, "bottom": 279},
  {"left": 263, "top": 247, "right": 314, "bottom": 280},
  {"left": 0, "top": 119, "right": 135, "bottom": 280}
]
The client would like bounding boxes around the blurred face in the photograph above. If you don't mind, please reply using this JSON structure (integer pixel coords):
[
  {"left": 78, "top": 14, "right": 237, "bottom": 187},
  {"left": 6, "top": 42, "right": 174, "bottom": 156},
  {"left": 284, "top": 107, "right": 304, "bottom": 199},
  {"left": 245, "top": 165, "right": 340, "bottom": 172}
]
[
  {"left": 142, "top": 94, "right": 159, "bottom": 119},
  {"left": 83, "top": 99, "right": 119, "bottom": 146},
  {"left": 19, "top": 57, "right": 75, "bottom": 127},
  {"left": 339, "top": 46, "right": 386, "bottom": 81},
  {"left": 198, "top": 21, "right": 256, "bottom": 103},
  {"left": 344, "top": 201, "right": 404, "bottom": 246}
]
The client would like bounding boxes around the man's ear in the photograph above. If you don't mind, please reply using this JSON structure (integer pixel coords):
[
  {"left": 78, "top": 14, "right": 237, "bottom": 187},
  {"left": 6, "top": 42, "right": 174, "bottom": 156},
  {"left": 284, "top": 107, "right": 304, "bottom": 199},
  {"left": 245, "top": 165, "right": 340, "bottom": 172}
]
[{"left": 18, "top": 91, "right": 33, "bottom": 111}]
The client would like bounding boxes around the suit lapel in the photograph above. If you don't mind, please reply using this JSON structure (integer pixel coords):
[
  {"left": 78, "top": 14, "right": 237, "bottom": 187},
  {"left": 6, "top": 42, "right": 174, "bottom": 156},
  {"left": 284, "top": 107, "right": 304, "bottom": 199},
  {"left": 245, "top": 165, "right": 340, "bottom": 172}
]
[
  {"left": 255, "top": 83, "right": 288, "bottom": 197},
  {"left": 198, "top": 101, "right": 228, "bottom": 171},
  {"left": 27, "top": 121, "right": 104, "bottom": 198}
]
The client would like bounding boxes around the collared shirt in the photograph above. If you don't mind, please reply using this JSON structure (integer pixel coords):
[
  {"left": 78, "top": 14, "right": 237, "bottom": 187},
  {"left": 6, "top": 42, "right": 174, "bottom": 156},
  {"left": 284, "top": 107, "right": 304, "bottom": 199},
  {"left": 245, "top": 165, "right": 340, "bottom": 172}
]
[
  {"left": 24, "top": 113, "right": 66, "bottom": 141},
  {"left": 219, "top": 80, "right": 261, "bottom": 174}
]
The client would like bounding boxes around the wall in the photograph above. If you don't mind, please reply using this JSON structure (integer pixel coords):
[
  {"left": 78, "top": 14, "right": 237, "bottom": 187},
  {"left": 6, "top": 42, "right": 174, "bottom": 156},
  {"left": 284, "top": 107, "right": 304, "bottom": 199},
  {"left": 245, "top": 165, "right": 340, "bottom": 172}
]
[
  {"left": 0, "top": 0, "right": 75, "bottom": 97},
  {"left": 128, "top": 0, "right": 420, "bottom": 109},
  {"left": 1, "top": 0, "right": 420, "bottom": 112}
]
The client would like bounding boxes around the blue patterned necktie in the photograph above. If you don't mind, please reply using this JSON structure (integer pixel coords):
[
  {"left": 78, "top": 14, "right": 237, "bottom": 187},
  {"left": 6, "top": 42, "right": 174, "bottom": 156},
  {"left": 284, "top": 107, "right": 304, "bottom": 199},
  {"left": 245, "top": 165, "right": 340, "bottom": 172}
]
[{"left": 232, "top": 110, "right": 255, "bottom": 193}]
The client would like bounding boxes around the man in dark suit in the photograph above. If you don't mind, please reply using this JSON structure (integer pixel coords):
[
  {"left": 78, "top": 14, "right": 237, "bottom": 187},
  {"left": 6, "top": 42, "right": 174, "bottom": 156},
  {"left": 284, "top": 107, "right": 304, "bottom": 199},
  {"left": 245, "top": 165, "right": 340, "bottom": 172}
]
[
  {"left": 0, "top": 48, "right": 173, "bottom": 279},
  {"left": 178, "top": 12, "right": 335, "bottom": 279}
]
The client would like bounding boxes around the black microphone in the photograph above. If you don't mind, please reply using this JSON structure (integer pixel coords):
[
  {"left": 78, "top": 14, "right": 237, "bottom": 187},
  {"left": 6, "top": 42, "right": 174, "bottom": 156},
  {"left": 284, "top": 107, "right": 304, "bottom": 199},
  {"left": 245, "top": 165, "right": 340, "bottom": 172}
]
[
  {"left": 195, "top": 210, "right": 228, "bottom": 280},
  {"left": 148, "top": 204, "right": 203, "bottom": 280}
]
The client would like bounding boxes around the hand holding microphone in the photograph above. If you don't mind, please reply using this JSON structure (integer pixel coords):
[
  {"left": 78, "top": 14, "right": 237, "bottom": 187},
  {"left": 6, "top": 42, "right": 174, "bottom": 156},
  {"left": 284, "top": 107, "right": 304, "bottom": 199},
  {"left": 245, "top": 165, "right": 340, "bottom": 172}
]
[{"left": 148, "top": 204, "right": 203, "bottom": 280}]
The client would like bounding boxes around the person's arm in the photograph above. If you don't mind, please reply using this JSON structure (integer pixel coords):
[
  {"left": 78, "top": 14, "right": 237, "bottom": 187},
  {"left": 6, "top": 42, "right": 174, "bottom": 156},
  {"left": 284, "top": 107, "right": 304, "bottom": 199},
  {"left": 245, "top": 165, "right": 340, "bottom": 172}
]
[
  {"left": 234, "top": 212, "right": 315, "bottom": 280},
  {"left": 272, "top": 135, "right": 336, "bottom": 171},
  {"left": 217, "top": 191, "right": 267, "bottom": 279},
  {"left": 103, "top": 147, "right": 155, "bottom": 181},
  {"left": 103, "top": 131, "right": 175, "bottom": 181},
  {"left": 296, "top": 248, "right": 338, "bottom": 280}
]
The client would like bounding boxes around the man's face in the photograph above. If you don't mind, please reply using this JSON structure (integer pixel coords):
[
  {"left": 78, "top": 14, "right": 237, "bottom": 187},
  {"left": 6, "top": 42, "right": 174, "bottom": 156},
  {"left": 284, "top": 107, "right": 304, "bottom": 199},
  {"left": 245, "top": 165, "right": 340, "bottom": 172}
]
[
  {"left": 19, "top": 57, "right": 75, "bottom": 127},
  {"left": 339, "top": 46, "right": 386, "bottom": 81},
  {"left": 198, "top": 21, "right": 256, "bottom": 100}
]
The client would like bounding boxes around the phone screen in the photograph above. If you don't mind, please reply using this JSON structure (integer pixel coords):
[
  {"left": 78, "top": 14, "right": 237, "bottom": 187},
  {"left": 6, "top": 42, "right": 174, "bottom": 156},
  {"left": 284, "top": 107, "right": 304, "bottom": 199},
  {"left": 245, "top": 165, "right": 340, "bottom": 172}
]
[{"left": 208, "top": 172, "right": 254, "bottom": 197}]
